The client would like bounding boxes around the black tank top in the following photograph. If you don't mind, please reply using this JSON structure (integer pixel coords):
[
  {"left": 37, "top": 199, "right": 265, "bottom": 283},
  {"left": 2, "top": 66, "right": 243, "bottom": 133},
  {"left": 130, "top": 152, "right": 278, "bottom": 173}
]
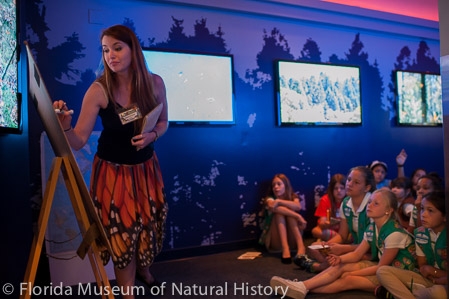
[{"left": 97, "top": 101, "right": 154, "bottom": 165}]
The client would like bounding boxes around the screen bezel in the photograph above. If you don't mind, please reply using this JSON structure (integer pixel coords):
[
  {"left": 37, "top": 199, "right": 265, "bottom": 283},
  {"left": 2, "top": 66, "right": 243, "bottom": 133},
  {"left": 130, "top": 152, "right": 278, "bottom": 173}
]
[
  {"left": 395, "top": 70, "right": 442, "bottom": 127},
  {"left": 0, "top": 0, "right": 21, "bottom": 134},
  {"left": 142, "top": 48, "right": 236, "bottom": 125},
  {"left": 275, "top": 59, "right": 362, "bottom": 126}
]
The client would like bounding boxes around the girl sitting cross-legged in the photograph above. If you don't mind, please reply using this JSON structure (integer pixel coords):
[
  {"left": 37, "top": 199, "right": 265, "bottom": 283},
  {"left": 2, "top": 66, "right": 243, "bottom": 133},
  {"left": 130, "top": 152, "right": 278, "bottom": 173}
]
[
  {"left": 270, "top": 188, "right": 417, "bottom": 299},
  {"left": 376, "top": 191, "right": 447, "bottom": 299},
  {"left": 296, "top": 166, "right": 374, "bottom": 273}
]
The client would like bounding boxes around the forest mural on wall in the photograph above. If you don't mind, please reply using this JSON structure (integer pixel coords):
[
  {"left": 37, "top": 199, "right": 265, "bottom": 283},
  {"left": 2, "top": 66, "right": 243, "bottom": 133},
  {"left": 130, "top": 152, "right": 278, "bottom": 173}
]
[{"left": 25, "top": 0, "right": 442, "bottom": 252}]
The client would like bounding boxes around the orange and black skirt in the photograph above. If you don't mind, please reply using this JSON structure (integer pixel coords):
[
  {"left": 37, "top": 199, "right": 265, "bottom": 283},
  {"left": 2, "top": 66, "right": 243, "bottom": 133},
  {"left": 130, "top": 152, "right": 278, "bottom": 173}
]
[{"left": 90, "top": 152, "right": 168, "bottom": 269}]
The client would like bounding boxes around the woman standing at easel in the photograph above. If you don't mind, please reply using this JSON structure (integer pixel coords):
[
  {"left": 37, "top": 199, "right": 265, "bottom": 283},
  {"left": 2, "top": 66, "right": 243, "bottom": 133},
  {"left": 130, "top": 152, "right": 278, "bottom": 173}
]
[{"left": 54, "top": 24, "right": 168, "bottom": 299}]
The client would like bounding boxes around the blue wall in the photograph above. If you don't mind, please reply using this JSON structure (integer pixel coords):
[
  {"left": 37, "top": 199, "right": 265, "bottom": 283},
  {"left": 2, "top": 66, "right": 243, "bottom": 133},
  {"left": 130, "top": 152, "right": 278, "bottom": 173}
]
[{"left": 22, "top": 0, "right": 444, "bottom": 253}]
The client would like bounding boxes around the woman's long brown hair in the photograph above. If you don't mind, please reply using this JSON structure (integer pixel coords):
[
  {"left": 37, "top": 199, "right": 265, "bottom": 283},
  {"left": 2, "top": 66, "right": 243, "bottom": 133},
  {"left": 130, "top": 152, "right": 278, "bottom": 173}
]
[{"left": 97, "top": 24, "right": 158, "bottom": 131}]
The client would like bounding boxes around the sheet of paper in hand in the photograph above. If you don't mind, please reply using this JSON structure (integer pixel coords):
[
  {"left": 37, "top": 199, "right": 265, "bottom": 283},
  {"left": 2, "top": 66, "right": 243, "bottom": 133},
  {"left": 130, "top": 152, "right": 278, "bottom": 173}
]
[
  {"left": 141, "top": 103, "right": 163, "bottom": 134},
  {"left": 308, "top": 244, "right": 330, "bottom": 250}
]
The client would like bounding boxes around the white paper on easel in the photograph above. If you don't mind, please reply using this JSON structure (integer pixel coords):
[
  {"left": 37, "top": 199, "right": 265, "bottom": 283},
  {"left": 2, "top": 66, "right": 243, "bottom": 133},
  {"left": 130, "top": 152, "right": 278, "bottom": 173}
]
[{"left": 141, "top": 103, "right": 163, "bottom": 134}]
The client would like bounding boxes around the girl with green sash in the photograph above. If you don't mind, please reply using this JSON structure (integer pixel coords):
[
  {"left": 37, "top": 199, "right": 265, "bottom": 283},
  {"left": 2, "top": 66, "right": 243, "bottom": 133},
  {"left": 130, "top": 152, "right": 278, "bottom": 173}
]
[
  {"left": 377, "top": 191, "right": 447, "bottom": 299},
  {"left": 271, "top": 189, "right": 416, "bottom": 299},
  {"left": 407, "top": 173, "right": 443, "bottom": 234},
  {"left": 298, "top": 166, "right": 375, "bottom": 273}
]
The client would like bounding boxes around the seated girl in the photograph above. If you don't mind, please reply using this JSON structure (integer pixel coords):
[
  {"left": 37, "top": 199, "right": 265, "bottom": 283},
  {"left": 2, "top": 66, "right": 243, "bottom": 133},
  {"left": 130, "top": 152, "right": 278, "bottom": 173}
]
[
  {"left": 407, "top": 172, "right": 444, "bottom": 234},
  {"left": 389, "top": 176, "right": 414, "bottom": 230},
  {"left": 295, "top": 166, "right": 374, "bottom": 273},
  {"left": 259, "top": 173, "right": 307, "bottom": 264},
  {"left": 311, "top": 173, "right": 347, "bottom": 242}
]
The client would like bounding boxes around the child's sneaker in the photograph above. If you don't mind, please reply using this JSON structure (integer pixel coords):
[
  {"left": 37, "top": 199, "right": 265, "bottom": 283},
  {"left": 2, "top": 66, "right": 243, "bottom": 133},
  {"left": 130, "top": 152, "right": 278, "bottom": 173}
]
[
  {"left": 293, "top": 254, "right": 316, "bottom": 272},
  {"left": 270, "top": 276, "right": 308, "bottom": 299}
]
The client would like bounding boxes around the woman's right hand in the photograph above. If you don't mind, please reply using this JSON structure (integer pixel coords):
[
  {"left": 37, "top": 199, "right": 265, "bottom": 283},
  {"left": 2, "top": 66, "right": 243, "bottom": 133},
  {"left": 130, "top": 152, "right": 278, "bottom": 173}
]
[{"left": 53, "top": 100, "right": 73, "bottom": 131}]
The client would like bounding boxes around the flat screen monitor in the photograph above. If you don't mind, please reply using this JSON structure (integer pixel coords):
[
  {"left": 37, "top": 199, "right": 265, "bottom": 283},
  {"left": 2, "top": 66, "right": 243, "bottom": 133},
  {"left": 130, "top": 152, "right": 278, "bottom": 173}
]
[
  {"left": 396, "top": 71, "right": 442, "bottom": 126},
  {"left": 0, "top": 0, "right": 21, "bottom": 133},
  {"left": 275, "top": 60, "right": 362, "bottom": 126},
  {"left": 142, "top": 49, "right": 235, "bottom": 124}
]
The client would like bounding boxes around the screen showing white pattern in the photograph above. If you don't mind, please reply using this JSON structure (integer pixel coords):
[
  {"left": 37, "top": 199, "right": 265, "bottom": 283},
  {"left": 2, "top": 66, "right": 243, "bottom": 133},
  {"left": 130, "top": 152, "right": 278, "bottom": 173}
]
[{"left": 143, "top": 49, "right": 235, "bottom": 124}]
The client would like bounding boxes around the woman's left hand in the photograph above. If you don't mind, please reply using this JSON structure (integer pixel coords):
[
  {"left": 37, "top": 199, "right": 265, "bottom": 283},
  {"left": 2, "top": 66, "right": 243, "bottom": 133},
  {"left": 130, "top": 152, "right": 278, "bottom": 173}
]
[{"left": 131, "top": 132, "right": 156, "bottom": 151}]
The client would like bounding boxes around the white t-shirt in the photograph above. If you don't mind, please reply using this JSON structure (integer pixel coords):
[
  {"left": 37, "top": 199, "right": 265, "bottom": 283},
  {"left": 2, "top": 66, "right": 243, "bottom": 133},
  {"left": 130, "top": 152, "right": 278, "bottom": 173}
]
[{"left": 339, "top": 192, "right": 372, "bottom": 235}]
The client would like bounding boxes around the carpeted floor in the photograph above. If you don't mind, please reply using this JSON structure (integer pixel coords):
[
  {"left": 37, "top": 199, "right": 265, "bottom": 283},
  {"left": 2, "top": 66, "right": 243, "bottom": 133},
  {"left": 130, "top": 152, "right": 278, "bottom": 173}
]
[
  {"left": 147, "top": 246, "right": 376, "bottom": 299},
  {"left": 30, "top": 242, "right": 376, "bottom": 298}
]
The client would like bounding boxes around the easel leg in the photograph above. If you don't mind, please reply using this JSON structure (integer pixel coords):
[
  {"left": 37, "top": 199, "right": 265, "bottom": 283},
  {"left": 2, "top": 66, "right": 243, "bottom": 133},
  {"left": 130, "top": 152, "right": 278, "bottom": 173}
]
[
  {"left": 22, "top": 156, "right": 115, "bottom": 299},
  {"left": 21, "top": 158, "right": 62, "bottom": 299},
  {"left": 61, "top": 156, "right": 114, "bottom": 298},
  {"left": 87, "top": 246, "right": 114, "bottom": 299}
]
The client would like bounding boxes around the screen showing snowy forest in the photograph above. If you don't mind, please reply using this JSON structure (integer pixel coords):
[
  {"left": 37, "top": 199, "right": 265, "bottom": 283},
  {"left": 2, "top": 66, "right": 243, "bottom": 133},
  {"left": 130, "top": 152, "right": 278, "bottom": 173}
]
[
  {"left": 396, "top": 71, "right": 442, "bottom": 126},
  {"left": 0, "top": 0, "right": 19, "bottom": 132},
  {"left": 143, "top": 49, "right": 234, "bottom": 124},
  {"left": 276, "top": 60, "right": 361, "bottom": 125}
]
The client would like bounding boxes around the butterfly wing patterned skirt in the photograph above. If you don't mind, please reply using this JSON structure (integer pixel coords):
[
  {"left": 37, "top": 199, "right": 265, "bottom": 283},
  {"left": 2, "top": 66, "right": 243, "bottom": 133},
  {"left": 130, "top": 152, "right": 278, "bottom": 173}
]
[{"left": 90, "top": 152, "right": 168, "bottom": 269}]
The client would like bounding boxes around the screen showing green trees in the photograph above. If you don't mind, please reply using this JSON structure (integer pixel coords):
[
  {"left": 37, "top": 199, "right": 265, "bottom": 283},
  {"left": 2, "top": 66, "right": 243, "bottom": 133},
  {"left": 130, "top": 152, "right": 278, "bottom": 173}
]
[
  {"left": 396, "top": 71, "right": 442, "bottom": 126},
  {"left": 0, "top": 0, "right": 19, "bottom": 132}
]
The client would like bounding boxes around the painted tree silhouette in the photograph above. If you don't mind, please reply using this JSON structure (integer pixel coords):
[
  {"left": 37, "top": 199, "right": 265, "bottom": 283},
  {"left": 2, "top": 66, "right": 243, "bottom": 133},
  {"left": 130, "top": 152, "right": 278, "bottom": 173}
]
[
  {"left": 193, "top": 19, "right": 228, "bottom": 52},
  {"left": 160, "top": 17, "right": 188, "bottom": 47},
  {"left": 345, "top": 33, "right": 368, "bottom": 64},
  {"left": 154, "top": 17, "right": 228, "bottom": 54},
  {"left": 25, "top": 0, "right": 49, "bottom": 57},
  {"left": 123, "top": 18, "right": 145, "bottom": 47},
  {"left": 413, "top": 41, "right": 440, "bottom": 73},
  {"left": 26, "top": 0, "right": 85, "bottom": 83},
  {"left": 245, "top": 27, "right": 294, "bottom": 88},
  {"left": 395, "top": 46, "right": 413, "bottom": 70},
  {"left": 25, "top": 0, "right": 90, "bottom": 220},
  {"left": 299, "top": 38, "right": 322, "bottom": 62}
]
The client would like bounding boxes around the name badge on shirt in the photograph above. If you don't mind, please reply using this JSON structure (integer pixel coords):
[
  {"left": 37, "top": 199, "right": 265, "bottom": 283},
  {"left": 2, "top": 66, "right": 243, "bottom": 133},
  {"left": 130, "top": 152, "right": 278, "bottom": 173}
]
[{"left": 118, "top": 106, "right": 142, "bottom": 125}]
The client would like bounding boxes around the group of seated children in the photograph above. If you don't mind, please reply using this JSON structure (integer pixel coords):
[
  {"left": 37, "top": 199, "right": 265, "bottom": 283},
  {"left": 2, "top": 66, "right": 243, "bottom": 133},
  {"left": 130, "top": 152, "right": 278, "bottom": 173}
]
[{"left": 260, "top": 149, "right": 446, "bottom": 298}]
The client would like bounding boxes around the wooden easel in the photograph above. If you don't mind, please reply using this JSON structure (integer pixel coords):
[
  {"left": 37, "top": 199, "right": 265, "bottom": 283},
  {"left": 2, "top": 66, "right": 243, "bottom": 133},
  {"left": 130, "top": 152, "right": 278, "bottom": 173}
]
[{"left": 21, "top": 156, "right": 113, "bottom": 299}]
